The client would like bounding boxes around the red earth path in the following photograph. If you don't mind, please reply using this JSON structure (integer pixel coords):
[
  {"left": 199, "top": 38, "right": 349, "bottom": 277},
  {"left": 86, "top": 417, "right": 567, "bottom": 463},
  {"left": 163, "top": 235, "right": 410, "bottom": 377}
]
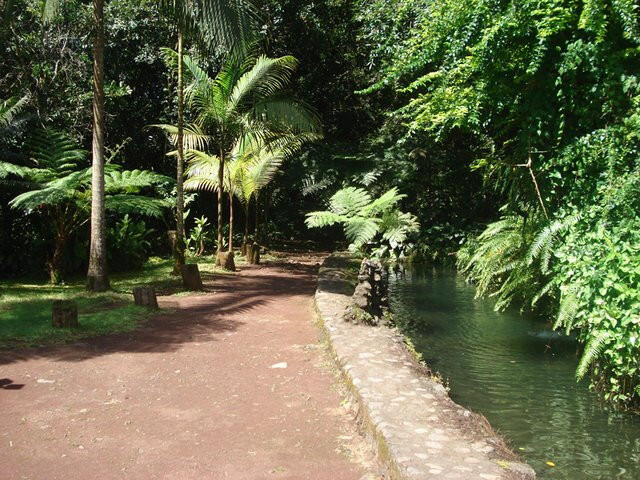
[{"left": 0, "top": 254, "right": 378, "bottom": 480}]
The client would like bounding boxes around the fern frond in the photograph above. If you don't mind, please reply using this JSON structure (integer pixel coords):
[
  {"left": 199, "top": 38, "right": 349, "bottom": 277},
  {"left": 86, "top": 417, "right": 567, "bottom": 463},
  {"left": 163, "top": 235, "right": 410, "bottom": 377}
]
[
  {"left": 105, "top": 195, "right": 169, "bottom": 218},
  {"left": 329, "top": 187, "right": 371, "bottom": 216},
  {"left": 305, "top": 211, "right": 346, "bottom": 228},
  {"left": 105, "top": 169, "right": 171, "bottom": 193},
  {"left": 362, "top": 187, "right": 405, "bottom": 216},
  {"left": 344, "top": 216, "right": 380, "bottom": 248},
  {"left": 0, "top": 95, "right": 29, "bottom": 130},
  {"left": 555, "top": 289, "right": 580, "bottom": 332},
  {"left": 576, "top": 331, "right": 610, "bottom": 381}
]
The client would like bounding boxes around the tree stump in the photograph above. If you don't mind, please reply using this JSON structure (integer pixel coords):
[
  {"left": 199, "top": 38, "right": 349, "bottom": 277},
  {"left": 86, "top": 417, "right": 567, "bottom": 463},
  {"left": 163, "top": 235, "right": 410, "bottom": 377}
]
[
  {"left": 247, "top": 243, "right": 261, "bottom": 265},
  {"left": 52, "top": 300, "right": 78, "bottom": 328},
  {"left": 180, "top": 264, "right": 203, "bottom": 290},
  {"left": 216, "top": 251, "right": 236, "bottom": 271},
  {"left": 132, "top": 286, "right": 158, "bottom": 309}
]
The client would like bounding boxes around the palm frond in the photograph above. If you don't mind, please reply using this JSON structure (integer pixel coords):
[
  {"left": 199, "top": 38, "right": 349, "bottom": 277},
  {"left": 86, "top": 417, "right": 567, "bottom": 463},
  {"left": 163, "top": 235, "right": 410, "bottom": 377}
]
[
  {"left": 229, "top": 55, "right": 298, "bottom": 113},
  {"left": 252, "top": 97, "right": 323, "bottom": 135},
  {"left": 149, "top": 123, "right": 211, "bottom": 151}
]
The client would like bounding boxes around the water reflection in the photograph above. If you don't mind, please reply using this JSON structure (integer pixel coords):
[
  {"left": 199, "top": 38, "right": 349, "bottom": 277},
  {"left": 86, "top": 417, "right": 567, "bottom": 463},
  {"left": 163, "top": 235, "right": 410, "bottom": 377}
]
[{"left": 390, "top": 268, "right": 640, "bottom": 479}]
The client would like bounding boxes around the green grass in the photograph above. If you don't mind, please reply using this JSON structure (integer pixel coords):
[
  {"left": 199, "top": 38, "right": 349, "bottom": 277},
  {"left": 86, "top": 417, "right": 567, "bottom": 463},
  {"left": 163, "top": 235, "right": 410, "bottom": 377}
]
[{"left": 0, "top": 255, "right": 229, "bottom": 349}]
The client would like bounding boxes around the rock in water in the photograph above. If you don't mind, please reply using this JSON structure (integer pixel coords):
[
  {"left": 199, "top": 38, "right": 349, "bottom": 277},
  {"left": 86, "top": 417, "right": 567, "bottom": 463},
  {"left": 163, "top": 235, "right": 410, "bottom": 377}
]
[
  {"left": 216, "top": 251, "right": 236, "bottom": 271},
  {"left": 132, "top": 286, "right": 158, "bottom": 309},
  {"left": 180, "top": 264, "right": 203, "bottom": 291},
  {"left": 52, "top": 300, "right": 78, "bottom": 328}
]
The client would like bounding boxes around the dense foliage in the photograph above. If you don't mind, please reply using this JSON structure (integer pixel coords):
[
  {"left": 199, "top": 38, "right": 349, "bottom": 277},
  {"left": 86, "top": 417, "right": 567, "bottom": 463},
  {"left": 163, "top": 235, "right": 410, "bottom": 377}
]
[{"left": 353, "top": 0, "right": 640, "bottom": 408}]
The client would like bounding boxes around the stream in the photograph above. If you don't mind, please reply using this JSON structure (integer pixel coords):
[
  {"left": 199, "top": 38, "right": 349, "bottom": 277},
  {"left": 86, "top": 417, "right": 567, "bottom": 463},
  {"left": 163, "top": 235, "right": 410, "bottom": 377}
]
[{"left": 389, "top": 268, "right": 640, "bottom": 479}]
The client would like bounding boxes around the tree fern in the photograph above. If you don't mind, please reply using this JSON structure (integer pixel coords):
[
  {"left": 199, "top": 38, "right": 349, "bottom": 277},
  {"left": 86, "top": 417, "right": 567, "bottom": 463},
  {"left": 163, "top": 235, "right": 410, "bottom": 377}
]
[{"left": 306, "top": 186, "right": 419, "bottom": 256}]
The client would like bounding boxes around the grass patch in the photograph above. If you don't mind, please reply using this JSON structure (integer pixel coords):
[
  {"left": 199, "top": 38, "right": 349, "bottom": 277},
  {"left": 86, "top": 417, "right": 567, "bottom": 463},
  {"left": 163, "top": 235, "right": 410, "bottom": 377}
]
[{"left": 0, "top": 255, "right": 226, "bottom": 349}]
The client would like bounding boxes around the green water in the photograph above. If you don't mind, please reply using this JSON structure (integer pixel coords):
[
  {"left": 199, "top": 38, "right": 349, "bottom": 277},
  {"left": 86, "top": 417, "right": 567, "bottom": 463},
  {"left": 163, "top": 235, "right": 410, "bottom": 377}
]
[{"left": 389, "top": 268, "right": 640, "bottom": 479}]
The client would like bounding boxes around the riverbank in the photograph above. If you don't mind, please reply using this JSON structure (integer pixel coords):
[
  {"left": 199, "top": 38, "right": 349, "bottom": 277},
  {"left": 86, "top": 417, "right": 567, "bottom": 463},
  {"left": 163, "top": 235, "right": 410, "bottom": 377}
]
[{"left": 315, "top": 253, "right": 536, "bottom": 480}]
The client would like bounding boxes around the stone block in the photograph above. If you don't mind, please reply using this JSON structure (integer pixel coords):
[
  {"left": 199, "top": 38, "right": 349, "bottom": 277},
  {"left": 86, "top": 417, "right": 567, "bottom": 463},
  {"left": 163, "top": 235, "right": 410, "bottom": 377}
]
[
  {"left": 52, "top": 300, "right": 78, "bottom": 328},
  {"left": 216, "top": 251, "right": 236, "bottom": 271},
  {"left": 180, "top": 264, "right": 203, "bottom": 291},
  {"left": 132, "top": 286, "right": 158, "bottom": 309}
]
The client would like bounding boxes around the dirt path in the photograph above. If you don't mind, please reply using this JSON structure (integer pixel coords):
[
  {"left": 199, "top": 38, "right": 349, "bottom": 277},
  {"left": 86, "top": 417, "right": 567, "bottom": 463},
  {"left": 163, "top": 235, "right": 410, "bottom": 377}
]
[{"left": 0, "top": 254, "right": 378, "bottom": 480}]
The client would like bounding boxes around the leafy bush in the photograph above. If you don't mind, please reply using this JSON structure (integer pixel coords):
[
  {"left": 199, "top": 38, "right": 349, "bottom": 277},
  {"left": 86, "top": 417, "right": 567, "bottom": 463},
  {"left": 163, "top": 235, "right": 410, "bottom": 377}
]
[
  {"left": 552, "top": 171, "right": 640, "bottom": 407},
  {"left": 107, "top": 215, "right": 153, "bottom": 272},
  {"left": 186, "top": 215, "right": 209, "bottom": 256}
]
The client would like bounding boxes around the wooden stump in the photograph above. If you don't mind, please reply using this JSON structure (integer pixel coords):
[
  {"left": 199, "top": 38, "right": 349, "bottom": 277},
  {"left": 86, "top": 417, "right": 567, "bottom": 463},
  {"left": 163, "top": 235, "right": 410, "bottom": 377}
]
[
  {"left": 180, "top": 264, "right": 203, "bottom": 290},
  {"left": 132, "top": 286, "right": 158, "bottom": 309},
  {"left": 52, "top": 300, "right": 78, "bottom": 328},
  {"left": 247, "top": 243, "right": 261, "bottom": 265},
  {"left": 215, "top": 251, "right": 236, "bottom": 271}
]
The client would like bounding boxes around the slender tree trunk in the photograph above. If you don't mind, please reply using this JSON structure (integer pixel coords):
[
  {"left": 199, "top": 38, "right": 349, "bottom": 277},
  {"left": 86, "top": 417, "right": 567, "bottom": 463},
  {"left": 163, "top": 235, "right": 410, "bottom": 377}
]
[
  {"left": 254, "top": 194, "right": 259, "bottom": 244},
  {"left": 49, "top": 232, "right": 66, "bottom": 285},
  {"left": 263, "top": 188, "right": 271, "bottom": 247},
  {"left": 228, "top": 191, "right": 234, "bottom": 252},
  {"left": 174, "top": 27, "right": 186, "bottom": 272},
  {"left": 242, "top": 201, "right": 250, "bottom": 255},
  {"left": 217, "top": 150, "right": 225, "bottom": 253},
  {"left": 86, "top": 0, "right": 109, "bottom": 292}
]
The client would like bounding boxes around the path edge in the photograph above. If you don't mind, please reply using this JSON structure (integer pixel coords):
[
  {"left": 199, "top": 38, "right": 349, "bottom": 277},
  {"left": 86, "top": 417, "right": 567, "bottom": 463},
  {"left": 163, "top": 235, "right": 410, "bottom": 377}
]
[{"left": 313, "top": 252, "right": 537, "bottom": 480}]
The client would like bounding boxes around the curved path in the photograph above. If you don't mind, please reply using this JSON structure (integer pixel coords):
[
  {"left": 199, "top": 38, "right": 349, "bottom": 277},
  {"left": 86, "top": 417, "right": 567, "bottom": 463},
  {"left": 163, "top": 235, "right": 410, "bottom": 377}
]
[{"left": 0, "top": 255, "right": 378, "bottom": 480}]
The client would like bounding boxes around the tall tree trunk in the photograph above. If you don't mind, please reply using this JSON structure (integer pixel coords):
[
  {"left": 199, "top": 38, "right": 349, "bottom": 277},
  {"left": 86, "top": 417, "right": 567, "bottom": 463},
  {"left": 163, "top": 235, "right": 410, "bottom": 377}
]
[
  {"left": 228, "top": 191, "right": 234, "bottom": 252},
  {"left": 86, "top": 0, "right": 109, "bottom": 292},
  {"left": 174, "top": 27, "right": 186, "bottom": 272},
  {"left": 217, "top": 150, "right": 225, "bottom": 253}
]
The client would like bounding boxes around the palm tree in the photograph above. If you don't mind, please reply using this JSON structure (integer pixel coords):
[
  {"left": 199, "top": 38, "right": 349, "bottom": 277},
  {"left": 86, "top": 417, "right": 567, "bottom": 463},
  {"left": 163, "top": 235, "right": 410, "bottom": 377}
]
[
  {"left": 85, "top": 0, "right": 109, "bottom": 291},
  {"left": 41, "top": 0, "right": 110, "bottom": 290},
  {"left": 158, "top": 0, "right": 256, "bottom": 271},
  {"left": 182, "top": 50, "right": 322, "bottom": 264},
  {"left": 3, "top": 130, "right": 170, "bottom": 283},
  {"left": 184, "top": 133, "right": 310, "bottom": 253}
]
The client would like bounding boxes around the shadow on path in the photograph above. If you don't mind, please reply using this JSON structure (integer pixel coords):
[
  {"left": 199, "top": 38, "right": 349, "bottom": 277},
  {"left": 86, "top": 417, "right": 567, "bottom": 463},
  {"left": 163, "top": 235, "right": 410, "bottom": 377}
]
[{"left": 0, "top": 258, "right": 321, "bottom": 367}]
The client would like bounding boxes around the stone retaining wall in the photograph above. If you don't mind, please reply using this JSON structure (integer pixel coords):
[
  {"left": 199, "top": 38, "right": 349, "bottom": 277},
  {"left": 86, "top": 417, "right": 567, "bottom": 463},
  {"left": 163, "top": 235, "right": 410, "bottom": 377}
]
[{"left": 314, "top": 253, "right": 536, "bottom": 480}]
